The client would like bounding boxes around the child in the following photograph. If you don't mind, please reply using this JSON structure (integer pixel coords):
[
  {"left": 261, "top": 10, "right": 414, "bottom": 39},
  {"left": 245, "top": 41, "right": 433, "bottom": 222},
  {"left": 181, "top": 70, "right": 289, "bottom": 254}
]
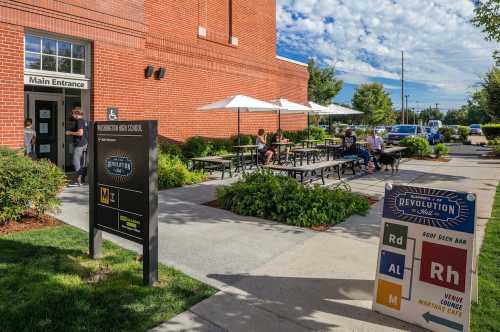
[{"left": 24, "top": 118, "right": 36, "bottom": 159}]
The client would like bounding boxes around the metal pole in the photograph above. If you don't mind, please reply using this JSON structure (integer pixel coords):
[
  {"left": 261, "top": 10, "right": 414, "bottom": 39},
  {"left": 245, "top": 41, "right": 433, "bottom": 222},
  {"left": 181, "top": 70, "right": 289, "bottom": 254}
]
[
  {"left": 405, "top": 95, "right": 409, "bottom": 125},
  {"left": 307, "top": 112, "right": 310, "bottom": 139},
  {"left": 278, "top": 110, "right": 281, "bottom": 132},
  {"left": 401, "top": 51, "right": 404, "bottom": 124},
  {"left": 237, "top": 108, "right": 241, "bottom": 146}
]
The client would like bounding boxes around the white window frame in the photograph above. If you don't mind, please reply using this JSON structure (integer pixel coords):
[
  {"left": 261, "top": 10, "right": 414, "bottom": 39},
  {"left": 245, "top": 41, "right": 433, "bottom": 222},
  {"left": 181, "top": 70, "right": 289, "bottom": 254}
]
[{"left": 24, "top": 31, "right": 91, "bottom": 80}]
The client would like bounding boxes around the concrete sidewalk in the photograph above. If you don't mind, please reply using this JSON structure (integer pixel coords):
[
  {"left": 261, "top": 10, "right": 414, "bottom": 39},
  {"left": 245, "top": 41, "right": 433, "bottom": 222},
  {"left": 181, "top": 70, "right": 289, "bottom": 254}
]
[{"left": 55, "top": 153, "right": 500, "bottom": 331}]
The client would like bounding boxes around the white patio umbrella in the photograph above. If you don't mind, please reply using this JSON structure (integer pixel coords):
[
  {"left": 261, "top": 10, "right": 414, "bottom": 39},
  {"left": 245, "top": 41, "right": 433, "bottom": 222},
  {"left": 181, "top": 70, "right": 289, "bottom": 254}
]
[
  {"left": 328, "top": 104, "right": 363, "bottom": 115},
  {"left": 270, "top": 98, "right": 311, "bottom": 131},
  {"left": 306, "top": 101, "right": 337, "bottom": 134},
  {"left": 198, "top": 95, "right": 282, "bottom": 145}
]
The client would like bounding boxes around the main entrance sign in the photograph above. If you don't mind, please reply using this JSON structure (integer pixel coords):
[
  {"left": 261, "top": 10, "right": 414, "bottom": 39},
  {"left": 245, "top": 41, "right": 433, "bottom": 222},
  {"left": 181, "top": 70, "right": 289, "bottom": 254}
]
[
  {"left": 89, "top": 120, "right": 158, "bottom": 285},
  {"left": 373, "top": 184, "right": 476, "bottom": 332},
  {"left": 24, "top": 73, "right": 89, "bottom": 89}
]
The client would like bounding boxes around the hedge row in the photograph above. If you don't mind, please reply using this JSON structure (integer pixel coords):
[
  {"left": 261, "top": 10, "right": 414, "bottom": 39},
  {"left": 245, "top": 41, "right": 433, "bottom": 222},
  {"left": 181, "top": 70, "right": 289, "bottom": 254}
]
[{"left": 482, "top": 124, "right": 500, "bottom": 140}]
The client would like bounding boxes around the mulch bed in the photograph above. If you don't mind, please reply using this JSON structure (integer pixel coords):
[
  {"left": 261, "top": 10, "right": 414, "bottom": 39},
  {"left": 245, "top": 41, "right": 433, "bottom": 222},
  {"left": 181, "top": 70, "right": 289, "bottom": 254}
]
[
  {"left": 413, "top": 156, "right": 451, "bottom": 162},
  {"left": 0, "top": 213, "right": 60, "bottom": 236}
]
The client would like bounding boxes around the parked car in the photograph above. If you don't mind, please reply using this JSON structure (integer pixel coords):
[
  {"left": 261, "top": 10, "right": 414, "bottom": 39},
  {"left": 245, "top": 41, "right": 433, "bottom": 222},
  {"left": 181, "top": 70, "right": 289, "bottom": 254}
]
[
  {"left": 385, "top": 125, "right": 427, "bottom": 145},
  {"left": 469, "top": 124, "right": 482, "bottom": 135},
  {"left": 374, "top": 126, "right": 386, "bottom": 134},
  {"left": 425, "top": 127, "right": 444, "bottom": 145},
  {"left": 428, "top": 120, "right": 443, "bottom": 129}
]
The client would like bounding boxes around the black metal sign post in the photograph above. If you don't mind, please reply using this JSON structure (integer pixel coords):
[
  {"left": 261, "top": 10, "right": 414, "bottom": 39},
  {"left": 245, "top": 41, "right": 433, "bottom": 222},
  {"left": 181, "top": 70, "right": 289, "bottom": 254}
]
[{"left": 89, "top": 120, "right": 158, "bottom": 285}]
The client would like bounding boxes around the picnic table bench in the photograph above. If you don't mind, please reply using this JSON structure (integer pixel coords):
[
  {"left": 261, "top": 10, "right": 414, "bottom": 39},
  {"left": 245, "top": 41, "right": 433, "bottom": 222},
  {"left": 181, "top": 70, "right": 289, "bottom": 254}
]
[
  {"left": 263, "top": 158, "right": 361, "bottom": 184},
  {"left": 190, "top": 156, "right": 232, "bottom": 179},
  {"left": 290, "top": 148, "right": 320, "bottom": 166}
]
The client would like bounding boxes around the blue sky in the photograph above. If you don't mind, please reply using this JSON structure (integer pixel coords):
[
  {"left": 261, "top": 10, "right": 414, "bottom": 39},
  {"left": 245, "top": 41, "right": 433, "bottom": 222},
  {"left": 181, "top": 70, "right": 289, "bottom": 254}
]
[{"left": 276, "top": 0, "right": 498, "bottom": 111}]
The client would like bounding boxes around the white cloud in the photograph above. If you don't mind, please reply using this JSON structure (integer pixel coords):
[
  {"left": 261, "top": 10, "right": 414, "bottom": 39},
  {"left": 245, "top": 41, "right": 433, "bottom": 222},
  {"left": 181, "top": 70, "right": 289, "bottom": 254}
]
[{"left": 277, "top": 0, "right": 498, "bottom": 104}]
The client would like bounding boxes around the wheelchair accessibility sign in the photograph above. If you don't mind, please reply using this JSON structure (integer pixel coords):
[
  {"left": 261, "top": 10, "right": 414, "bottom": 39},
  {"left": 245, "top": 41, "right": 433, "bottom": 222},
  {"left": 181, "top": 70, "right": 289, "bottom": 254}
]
[{"left": 373, "top": 184, "right": 476, "bottom": 332}]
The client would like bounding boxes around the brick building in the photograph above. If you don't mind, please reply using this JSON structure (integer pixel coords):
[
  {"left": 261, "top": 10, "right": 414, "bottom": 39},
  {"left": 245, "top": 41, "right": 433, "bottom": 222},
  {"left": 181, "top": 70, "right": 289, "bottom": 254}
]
[{"left": 0, "top": 0, "right": 308, "bottom": 170}]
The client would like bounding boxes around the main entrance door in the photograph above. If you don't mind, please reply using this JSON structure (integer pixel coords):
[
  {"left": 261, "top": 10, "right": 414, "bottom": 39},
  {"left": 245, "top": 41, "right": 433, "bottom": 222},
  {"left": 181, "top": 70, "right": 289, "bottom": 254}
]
[{"left": 28, "top": 93, "right": 65, "bottom": 168}]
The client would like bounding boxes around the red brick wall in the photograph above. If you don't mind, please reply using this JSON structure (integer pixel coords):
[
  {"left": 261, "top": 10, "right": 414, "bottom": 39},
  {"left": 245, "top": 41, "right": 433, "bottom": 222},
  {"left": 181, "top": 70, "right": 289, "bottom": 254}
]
[
  {"left": 0, "top": 22, "right": 24, "bottom": 148},
  {"left": 0, "top": 0, "right": 308, "bottom": 145}
]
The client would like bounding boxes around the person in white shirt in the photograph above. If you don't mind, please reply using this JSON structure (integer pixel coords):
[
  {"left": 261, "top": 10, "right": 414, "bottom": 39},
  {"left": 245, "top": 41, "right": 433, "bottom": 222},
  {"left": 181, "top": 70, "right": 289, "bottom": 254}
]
[
  {"left": 24, "top": 118, "right": 36, "bottom": 160},
  {"left": 367, "top": 129, "right": 383, "bottom": 170}
]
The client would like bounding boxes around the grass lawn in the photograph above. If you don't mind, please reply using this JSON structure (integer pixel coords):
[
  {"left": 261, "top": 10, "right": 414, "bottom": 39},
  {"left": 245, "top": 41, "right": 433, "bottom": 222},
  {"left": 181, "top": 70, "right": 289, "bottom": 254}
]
[
  {"left": 0, "top": 224, "right": 216, "bottom": 332},
  {"left": 471, "top": 183, "right": 500, "bottom": 332}
]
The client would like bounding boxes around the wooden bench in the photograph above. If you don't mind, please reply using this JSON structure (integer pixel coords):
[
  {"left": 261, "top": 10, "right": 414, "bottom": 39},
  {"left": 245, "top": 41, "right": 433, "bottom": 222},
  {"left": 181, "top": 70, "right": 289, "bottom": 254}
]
[
  {"left": 264, "top": 159, "right": 355, "bottom": 184},
  {"left": 191, "top": 156, "right": 232, "bottom": 179}
]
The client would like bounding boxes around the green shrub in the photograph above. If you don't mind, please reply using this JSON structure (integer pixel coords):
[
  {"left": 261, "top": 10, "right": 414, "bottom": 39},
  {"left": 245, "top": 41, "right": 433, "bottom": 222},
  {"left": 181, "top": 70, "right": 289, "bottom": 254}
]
[
  {"left": 160, "top": 143, "right": 183, "bottom": 158},
  {"left": 216, "top": 170, "right": 370, "bottom": 227},
  {"left": 482, "top": 124, "right": 500, "bottom": 140},
  {"left": 283, "top": 127, "right": 326, "bottom": 143},
  {"left": 458, "top": 126, "right": 471, "bottom": 141},
  {"left": 0, "top": 148, "right": 66, "bottom": 223},
  {"left": 438, "top": 127, "right": 454, "bottom": 142},
  {"left": 401, "top": 137, "right": 432, "bottom": 157},
  {"left": 495, "top": 146, "right": 500, "bottom": 157},
  {"left": 434, "top": 143, "right": 449, "bottom": 157},
  {"left": 230, "top": 134, "right": 255, "bottom": 146},
  {"left": 488, "top": 139, "right": 500, "bottom": 145},
  {"left": 158, "top": 153, "right": 207, "bottom": 189},
  {"left": 182, "top": 136, "right": 210, "bottom": 158}
]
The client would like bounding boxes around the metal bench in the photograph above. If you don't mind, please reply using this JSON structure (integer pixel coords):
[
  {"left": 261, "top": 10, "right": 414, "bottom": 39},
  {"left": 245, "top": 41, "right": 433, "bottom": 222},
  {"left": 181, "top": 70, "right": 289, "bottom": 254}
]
[{"left": 191, "top": 156, "right": 232, "bottom": 179}]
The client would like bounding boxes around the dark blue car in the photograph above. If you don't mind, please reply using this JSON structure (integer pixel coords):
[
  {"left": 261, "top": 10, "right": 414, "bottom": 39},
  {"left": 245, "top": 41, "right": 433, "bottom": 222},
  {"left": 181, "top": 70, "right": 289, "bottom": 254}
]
[
  {"left": 385, "top": 125, "right": 428, "bottom": 145},
  {"left": 425, "top": 127, "right": 444, "bottom": 145}
]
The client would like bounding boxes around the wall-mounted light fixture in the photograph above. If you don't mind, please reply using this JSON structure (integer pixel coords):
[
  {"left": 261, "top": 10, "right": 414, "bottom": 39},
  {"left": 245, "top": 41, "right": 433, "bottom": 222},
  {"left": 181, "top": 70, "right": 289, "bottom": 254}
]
[
  {"left": 156, "top": 67, "right": 166, "bottom": 80},
  {"left": 145, "top": 65, "right": 154, "bottom": 78}
]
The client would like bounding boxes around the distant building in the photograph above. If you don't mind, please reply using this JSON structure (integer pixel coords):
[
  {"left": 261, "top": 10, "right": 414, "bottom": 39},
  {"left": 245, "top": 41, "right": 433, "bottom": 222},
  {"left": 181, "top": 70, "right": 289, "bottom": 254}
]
[{"left": 0, "top": 0, "right": 308, "bottom": 169}]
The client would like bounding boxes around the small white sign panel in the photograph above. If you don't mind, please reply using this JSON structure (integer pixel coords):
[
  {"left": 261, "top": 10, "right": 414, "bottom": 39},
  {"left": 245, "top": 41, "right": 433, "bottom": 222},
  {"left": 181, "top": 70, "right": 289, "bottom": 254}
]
[
  {"left": 39, "top": 144, "right": 51, "bottom": 153},
  {"left": 373, "top": 184, "right": 476, "bottom": 332},
  {"left": 39, "top": 123, "right": 49, "bottom": 134},
  {"left": 24, "top": 74, "right": 89, "bottom": 90},
  {"left": 39, "top": 110, "right": 51, "bottom": 119}
]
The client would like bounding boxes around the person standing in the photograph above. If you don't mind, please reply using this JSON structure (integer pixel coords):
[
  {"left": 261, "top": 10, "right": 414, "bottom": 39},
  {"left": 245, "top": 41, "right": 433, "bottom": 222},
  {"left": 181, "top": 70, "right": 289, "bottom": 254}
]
[
  {"left": 24, "top": 118, "right": 36, "bottom": 160},
  {"left": 367, "top": 129, "right": 384, "bottom": 171},
  {"left": 65, "top": 107, "right": 88, "bottom": 186}
]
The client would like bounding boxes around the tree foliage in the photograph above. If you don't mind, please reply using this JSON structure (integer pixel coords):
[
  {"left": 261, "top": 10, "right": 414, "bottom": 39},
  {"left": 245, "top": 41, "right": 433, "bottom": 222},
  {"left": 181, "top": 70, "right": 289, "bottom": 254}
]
[
  {"left": 472, "top": 0, "right": 500, "bottom": 42},
  {"left": 444, "top": 108, "right": 469, "bottom": 125},
  {"left": 307, "top": 59, "right": 343, "bottom": 106},
  {"left": 482, "top": 66, "right": 500, "bottom": 120},
  {"left": 351, "top": 83, "right": 394, "bottom": 125},
  {"left": 417, "top": 107, "right": 444, "bottom": 125}
]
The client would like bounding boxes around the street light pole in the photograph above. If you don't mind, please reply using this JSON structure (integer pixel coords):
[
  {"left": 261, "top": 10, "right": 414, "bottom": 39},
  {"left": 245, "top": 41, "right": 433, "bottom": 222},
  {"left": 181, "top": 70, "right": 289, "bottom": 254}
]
[{"left": 405, "top": 95, "right": 409, "bottom": 125}]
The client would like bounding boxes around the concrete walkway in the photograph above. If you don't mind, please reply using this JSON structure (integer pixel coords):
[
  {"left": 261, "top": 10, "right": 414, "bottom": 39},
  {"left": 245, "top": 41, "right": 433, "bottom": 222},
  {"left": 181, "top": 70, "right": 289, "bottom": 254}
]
[{"left": 55, "top": 148, "right": 500, "bottom": 331}]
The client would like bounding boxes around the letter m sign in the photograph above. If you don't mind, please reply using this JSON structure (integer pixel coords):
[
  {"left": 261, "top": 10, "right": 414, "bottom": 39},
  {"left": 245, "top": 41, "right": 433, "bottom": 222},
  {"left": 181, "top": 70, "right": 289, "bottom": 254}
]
[{"left": 419, "top": 241, "right": 467, "bottom": 292}]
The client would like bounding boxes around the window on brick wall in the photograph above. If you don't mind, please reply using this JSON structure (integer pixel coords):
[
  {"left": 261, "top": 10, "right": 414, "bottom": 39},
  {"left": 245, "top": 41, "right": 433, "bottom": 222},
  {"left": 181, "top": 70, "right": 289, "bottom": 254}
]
[
  {"left": 25, "top": 35, "right": 86, "bottom": 76},
  {"left": 199, "top": 0, "right": 233, "bottom": 44}
]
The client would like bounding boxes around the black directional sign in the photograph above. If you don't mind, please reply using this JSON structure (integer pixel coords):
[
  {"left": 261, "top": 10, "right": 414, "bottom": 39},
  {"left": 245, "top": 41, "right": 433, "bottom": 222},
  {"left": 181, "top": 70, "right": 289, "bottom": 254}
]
[{"left": 89, "top": 120, "right": 158, "bottom": 285}]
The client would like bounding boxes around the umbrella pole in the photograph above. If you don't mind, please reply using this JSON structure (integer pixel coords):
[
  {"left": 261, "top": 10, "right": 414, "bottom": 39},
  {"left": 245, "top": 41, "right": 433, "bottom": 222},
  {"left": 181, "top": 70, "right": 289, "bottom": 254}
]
[
  {"left": 329, "top": 115, "right": 332, "bottom": 134},
  {"left": 237, "top": 108, "right": 241, "bottom": 146},
  {"left": 307, "top": 113, "right": 310, "bottom": 139},
  {"left": 278, "top": 110, "right": 281, "bottom": 132}
]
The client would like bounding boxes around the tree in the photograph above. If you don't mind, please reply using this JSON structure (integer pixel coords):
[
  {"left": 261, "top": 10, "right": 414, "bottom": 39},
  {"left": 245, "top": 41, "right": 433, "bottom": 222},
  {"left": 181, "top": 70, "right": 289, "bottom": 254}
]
[
  {"left": 472, "top": 0, "right": 500, "bottom": 42},
  {"left": 443, "top": 108, "right": 469, "bottom": 125},
  {"left": 307, "top": 59, "right": 344, "bottom": 106},
  {"left": 471, "top": 1, "right": 500, "bottom": 66},
  {"left": 482, "top": 66, "right": 500, "bottom": 121},
  {"left": 466, "top": 89, "right": 492, "bottom": 124},
  {"left": 419, "top": 107, "right": 444, "bottom": 125},
  {"left": 351, "top": 83, "right": 394, "bottom": 125}
]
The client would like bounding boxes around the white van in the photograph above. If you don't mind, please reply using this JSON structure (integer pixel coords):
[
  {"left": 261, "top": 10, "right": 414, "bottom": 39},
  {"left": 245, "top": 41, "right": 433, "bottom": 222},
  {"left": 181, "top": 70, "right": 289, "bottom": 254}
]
[{"left": 428, "top": 120, "right": 443, "bottom": 129}]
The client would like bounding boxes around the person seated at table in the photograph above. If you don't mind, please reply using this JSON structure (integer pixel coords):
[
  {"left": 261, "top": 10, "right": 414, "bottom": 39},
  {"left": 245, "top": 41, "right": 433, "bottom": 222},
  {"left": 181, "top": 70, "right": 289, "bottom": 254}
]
[
  {"left": 366, "top": 129, "right": 383, "bottom": 171},
  {"left": 256, "top": 128, "right": 273, "bottom": 164},
  {"left": 343, "top": 129, "right": 371, "bottom": 169},
  {"left": 271, "top": 129, "right": 290, "bottom": 161}
]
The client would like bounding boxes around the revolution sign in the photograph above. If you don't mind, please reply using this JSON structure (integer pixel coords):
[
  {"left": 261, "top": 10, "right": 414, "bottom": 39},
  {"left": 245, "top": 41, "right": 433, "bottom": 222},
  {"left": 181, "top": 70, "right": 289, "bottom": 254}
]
[
  {"left": 88, "top": 120, "right": 158, "bottom": 285},
  {"left": 373, "top": 184, "right": 476, "bottom": 332}
]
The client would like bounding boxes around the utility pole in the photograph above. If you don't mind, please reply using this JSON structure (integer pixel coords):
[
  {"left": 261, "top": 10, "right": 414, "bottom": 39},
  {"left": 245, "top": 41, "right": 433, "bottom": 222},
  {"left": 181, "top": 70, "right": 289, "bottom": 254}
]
[
  {"left": 401, "top": 51, "right": 404, "bottom": 124},
  {"left": 435, "top": 103, "right": 439, "bottom": 111},
  {"left": 405, "top": 95, "right": 409, "bottom": 125}
]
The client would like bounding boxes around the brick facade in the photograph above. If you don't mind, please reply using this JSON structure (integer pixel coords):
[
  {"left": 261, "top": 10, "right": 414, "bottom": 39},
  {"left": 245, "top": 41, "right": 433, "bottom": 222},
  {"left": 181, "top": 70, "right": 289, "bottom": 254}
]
[{"left": 0, "top": 0, "right": 308, "bottom": 147}]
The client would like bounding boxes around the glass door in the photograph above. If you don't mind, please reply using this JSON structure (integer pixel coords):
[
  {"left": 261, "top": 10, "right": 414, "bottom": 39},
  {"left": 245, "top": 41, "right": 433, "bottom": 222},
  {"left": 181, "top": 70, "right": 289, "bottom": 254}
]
[{"left": 29, "top": 94, "right": 65, "bottom": 168}]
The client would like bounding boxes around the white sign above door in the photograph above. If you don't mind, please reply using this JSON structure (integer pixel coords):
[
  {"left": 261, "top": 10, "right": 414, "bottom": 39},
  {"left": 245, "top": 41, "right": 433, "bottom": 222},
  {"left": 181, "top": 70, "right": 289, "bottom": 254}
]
[{"left": 24, "top": 74, "right": 89, "bottom": 90}]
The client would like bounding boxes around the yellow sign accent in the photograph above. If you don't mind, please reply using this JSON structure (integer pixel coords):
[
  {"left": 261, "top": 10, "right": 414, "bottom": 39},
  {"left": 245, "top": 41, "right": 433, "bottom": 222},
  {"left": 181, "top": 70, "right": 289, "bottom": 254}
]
[
  {"left": 100, "top": 187, "right": 110, "bottom": 205},
  {"left": 376, "top": 279, "right": 402, "bottom": 310}
]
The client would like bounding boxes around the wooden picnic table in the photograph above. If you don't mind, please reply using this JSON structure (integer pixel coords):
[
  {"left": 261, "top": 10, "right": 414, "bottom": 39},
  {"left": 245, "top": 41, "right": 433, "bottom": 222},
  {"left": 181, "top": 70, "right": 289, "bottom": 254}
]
[
  {"left": 290, "top": 148, "right": 320, "bottom": 166},
  {"left": 301, "top": 139, "right": 319, "bottom": 148},
  {"left": 233, "top": 144, "right": 258, "bottom": 172},
  {"left": 324, "top": 137, "right": 341, "bottom": 145},
  {"left": 190, "top": 156, "right": 232, "bottom": 179}
]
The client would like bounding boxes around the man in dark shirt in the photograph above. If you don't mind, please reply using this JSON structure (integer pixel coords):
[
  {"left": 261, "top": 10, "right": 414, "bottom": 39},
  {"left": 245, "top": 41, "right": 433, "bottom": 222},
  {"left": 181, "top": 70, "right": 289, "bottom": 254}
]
[
  {"left": 65, "top": 107, "right": 88, "bottom": 186},
  {"left": 342, "top": 129, "right": 357, "bottom": 155}
]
